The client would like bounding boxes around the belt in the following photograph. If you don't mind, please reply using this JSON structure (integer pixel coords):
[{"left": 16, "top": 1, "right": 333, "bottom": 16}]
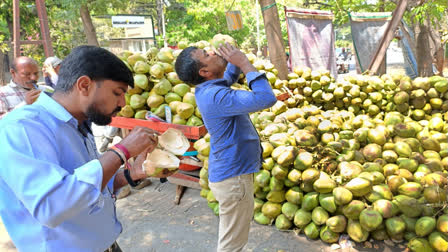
[{"left": 104, "top": 241, "right": 122, "bottom": 252}]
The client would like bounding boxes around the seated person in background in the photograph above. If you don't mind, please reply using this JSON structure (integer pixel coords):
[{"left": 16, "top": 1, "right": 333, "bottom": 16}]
[{"left": 43, "top": 56, "right": 62, "bottom": 88}]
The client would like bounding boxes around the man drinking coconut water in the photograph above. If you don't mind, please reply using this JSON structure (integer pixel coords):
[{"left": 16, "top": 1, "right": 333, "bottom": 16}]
[{"left": 175, "top": 42, "right": 277, "bottom": 251}]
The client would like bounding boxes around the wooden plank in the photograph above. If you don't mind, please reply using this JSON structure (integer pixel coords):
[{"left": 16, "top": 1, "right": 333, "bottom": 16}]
[
  {"left": 367, "top": 0, "right": 408, "bottom": 74},
  {"left": 35, "top": 0, "right": 54, "bottom": 57},
  {"left": 259, "top": 0, "right": 288, "bottom": 80},
  {"left": 109, "top": 117, "right": 207, "bottom": 139},
  {"left": 14, "top": 40, "right": 43, "bottom": 45},
  {"left": 13, "top": 0, "right": 20, "bottom": 58},
  {"left": 167, "top": 173, "right": 201, "bottom": 190}
]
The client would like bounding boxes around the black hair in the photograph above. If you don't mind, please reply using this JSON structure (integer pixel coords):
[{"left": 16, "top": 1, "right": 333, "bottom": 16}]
[
  {"left": 174, "top": 47, "right": 205, "bottom": 85},
  {"left": 55, "top": 45, "right": 134, "bottom": 93}
]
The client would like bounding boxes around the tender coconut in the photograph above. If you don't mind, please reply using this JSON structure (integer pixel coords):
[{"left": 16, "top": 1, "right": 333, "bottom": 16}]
[
  {"left": 158, "top": 128, "right": 190, "bottom": 156},
  {"left": 143, "top": 149, "right": 180, "bottom": 176}
]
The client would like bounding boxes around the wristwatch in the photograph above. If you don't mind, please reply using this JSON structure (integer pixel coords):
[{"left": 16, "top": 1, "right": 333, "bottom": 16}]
[{"left": 124, "top": 168, "right": 142, "bottom": 187}]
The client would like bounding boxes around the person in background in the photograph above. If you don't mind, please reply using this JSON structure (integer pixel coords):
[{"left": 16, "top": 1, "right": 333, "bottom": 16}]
[
  {"left": 338, "top": 47, "right": 348, "bottom": 61},
  {"left": 0, "top": 56, "right": 41, "bottom": 119},
  {"left": 43, "top": 56, "right": 62, "bottom": 88},
  {"left": 175, "top": 43, "right": 277, "bottom": 252},
  {"left": 0, "top": 46, "right": 172, "bottom": 252}
]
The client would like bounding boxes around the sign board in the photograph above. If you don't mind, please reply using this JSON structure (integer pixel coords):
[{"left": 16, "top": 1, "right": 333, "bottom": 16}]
[
  {"left": 112, "top": 16, "right": 145, "bottom": 28},
  {"left": 125, "top": 18, "right": 155, "bottom": 38},
  {"left": 225, "top": 11, "right": 243, "bottom": 31}
]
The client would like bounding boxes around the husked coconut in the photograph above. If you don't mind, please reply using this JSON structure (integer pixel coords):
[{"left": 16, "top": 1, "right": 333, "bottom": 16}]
[
  {"left": 143, "top": 128, "right": 190, "bottom": 177},
  {"left": 143, "top": 149, "right": 180, "bottom": 177},
  {"left": 158, "top": 128, "right": 190, "bottom": 155}
]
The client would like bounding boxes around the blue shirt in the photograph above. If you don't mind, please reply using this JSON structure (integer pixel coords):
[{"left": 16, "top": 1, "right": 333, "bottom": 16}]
[
  {"left": 195, "top": 64, "right": 277, "bottom": 183},
  {"left": 0, "top": 93, "right": 121, "bottom": 252}
]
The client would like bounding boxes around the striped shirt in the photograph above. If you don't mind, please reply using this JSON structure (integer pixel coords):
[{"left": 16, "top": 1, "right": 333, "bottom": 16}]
[{"left": 0, "top": 80, "right": 27, "bottom": 119}]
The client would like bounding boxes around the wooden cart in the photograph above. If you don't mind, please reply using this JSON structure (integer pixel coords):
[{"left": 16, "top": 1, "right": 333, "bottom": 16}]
[{"left": 109, "top": 117, "right": 207, "bottom": 205}]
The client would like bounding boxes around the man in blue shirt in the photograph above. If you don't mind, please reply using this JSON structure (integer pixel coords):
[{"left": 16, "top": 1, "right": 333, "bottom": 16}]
[
  {"left": 0, "top": 46, "right": 165, "bottom": 252},
  {"left": 175, "top": 44, "right": 277, "bottom": 252}
]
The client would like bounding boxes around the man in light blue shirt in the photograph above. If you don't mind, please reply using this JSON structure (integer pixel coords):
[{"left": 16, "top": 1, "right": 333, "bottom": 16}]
[
  {"left": 175, "top": 44, "right": 276, "bottom": 252},
  {"left": 0, "top": 46, "right": 163, "bottom": 251}
]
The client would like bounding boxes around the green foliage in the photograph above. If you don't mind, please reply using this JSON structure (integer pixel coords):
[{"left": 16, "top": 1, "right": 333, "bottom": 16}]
[
  {"left": 162, "top": 0, "right": 266, "bottom": 50},
  {"left": 410, "top": 0, "right": 447, "bottom": 25},
  {"left": 1, "top": 0, "right": 446, "bottom": 61}
]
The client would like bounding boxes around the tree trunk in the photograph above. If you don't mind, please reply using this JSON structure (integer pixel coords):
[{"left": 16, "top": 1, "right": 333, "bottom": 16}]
[
  {"left": 429, "top": 25, "right": 443, "bottom": 76},
  {"left": 0, "top": 51, "right": 5, "bottom": 86},
  {"left": 434, "top": 47, "right": 444, "bottom": 75},
  {"left": 2, "top": 21, "right": 14, "bottom": 85},
  {"left": 415, "top": 16, "right": 434, "bottom": 76},
  {"left": 259, "top": 0, "right": 288, "bottom": 80},
  {"left": 80, "top": 4, "right": 99, "bottom": 46},
  {"left": 156, "top": 0, "right": 164, "bottom": 36},
  {"left": 379, "top": 0, "right": 385, "bottom": 11}
]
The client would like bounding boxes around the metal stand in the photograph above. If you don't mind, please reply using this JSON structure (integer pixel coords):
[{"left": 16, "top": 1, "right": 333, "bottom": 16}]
[{"left": 12, "top": 0, "right": 53, "bottom": 58}]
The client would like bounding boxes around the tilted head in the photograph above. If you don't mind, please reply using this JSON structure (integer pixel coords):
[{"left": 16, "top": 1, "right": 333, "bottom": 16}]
[
  {"left": 54, "top": 45, "right": 133, "bottom": 125},
  {"left": 175, "top": 46, "right": 227, "bottom": 85},
  {"left": 10, "top": 56, "right": 39, "bottom": 89},
  {"left": 44, "top": 56, "right": 63, "bottom": 73}
]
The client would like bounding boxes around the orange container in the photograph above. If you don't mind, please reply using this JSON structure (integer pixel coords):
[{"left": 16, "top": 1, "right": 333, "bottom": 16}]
[
  {"left": 109, "top": 117, "right": 207, "bottom": 140},
  {"left": 276, "top": 92, "right": 290, "bottom": 101},
  {"left": 179, "top": 157, "right": 203, "bottom": 171}
]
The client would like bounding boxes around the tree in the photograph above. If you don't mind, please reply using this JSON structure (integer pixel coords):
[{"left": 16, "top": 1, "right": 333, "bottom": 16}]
[
  {"left": 259, "top": 0, "right": 288, "bottom": 79},
  {"left": 56, "top": 0, "right": 128, "bottom": 46},
  {"left": 80, "top": 4, "right": 99, "bottom": 46},
  {"left": 404, "top": 0, "right": 447, "bottom": 76}
]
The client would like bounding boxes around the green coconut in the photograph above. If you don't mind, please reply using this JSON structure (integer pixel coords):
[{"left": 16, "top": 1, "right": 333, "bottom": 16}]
[
  {"left": 429, "top": 232, "right": 448, "bottom": 252},
  {"left": 347, "top": 219, "right": 369, "bottom": 243},
  {"left": 416, "top": 217, "right": 436, "bottom": 237},
  {"left": 254, "top": 211, "right": 272, "bottom": 225},
  {"left": 304, "top": 222, "right": 320, "bottom": 240},
  {"left": 294, "top": 209, "right": 312, "bottom": 229},
  {"left": 342, "top": 200, "right": 365, "bottom": 220},
  {"left": 285, "top": 187, "right": 303, "bottom": 205},
  {"left": 359, "top": 208, "right": 383, "bottom": 232},
  {"left": 320, "top": 226, "right": 340, "bottom": 244},
  {"left": 281, "top": 202, "right": 299, "bottom": 221},
  {"left": 333, "top": 187, "right": 353, "bottom": 205},
  {"left": 408, "top": 238, "right": 434, "bottom": 252},
  {"left": 312, "top": 207, "right": 329, "bottom": 225},
  {"left": 275, "top": 214, "right": 292, "bottom": 230},
  {"left": 326, "top": 215, "right": 347, "bottom": 233}
]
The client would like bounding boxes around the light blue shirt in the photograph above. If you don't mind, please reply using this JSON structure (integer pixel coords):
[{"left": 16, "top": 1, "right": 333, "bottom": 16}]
[
  {"left": 0, "top": 93, "right": 121, "bottom": 252},
  {"left": 195, "top": 64, "right": 277, "bottom": 183}
]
